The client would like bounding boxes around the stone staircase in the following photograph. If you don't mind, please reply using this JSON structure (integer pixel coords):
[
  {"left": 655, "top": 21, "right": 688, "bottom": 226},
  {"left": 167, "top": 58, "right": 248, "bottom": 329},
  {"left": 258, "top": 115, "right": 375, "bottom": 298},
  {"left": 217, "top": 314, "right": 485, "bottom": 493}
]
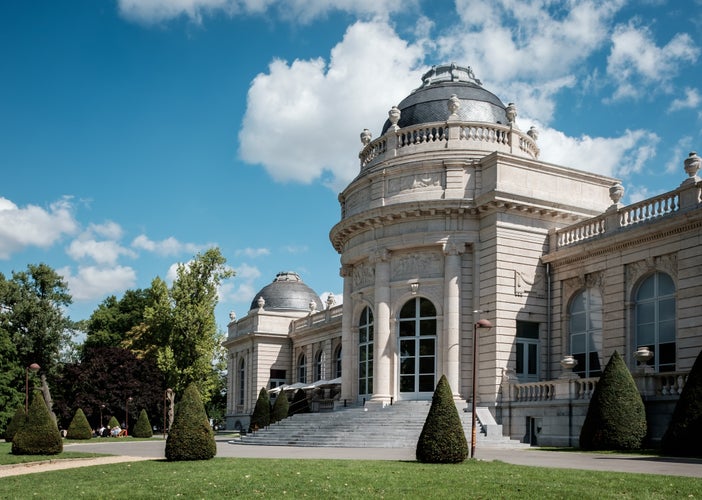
[{"left": 233, "top": 402, "right": 527, "bottom": 448}]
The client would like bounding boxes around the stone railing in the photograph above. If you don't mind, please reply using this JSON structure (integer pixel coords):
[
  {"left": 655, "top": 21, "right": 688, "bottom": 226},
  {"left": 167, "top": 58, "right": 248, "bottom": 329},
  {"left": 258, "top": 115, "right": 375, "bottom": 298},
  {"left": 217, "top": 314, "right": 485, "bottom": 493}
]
[
  {"left": 551, "top": 180, "right": 701, "bottom": 251},
  {"left": 290, "top": 305, "right": 343, "bottom": 335},
  {"left": 359, "top": 120, "right": 539, "bottom": 169}
]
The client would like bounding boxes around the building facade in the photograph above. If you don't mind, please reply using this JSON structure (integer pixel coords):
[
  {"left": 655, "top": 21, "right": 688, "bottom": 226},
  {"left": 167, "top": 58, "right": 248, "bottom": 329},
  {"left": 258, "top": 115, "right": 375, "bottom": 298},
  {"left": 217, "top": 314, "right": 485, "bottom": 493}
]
[{"left": 224, "top": 64, "right": 702, "bottom": 444}]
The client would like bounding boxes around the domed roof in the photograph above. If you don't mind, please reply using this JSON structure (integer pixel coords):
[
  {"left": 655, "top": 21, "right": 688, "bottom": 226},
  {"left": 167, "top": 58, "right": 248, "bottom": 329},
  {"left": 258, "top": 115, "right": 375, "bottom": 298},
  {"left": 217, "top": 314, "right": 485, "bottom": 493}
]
[
  {"left": 250, "top": 271, "right": 323, "bottom": 312},
  {"left": 381, "top": 64, "right": 509, "bottom": 134}
]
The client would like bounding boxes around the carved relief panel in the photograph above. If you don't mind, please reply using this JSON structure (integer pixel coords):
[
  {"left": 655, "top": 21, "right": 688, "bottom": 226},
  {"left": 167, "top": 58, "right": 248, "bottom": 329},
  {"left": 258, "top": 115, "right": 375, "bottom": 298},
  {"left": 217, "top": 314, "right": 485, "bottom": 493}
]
[{"left": 391, "top": 250, "right": 443, "bottom": 280}]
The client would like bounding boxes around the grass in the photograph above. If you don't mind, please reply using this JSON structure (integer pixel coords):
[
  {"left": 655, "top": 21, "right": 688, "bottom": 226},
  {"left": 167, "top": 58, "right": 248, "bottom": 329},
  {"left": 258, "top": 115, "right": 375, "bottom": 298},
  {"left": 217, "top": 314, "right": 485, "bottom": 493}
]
[
  {"left": 0, "top": 442, "right": 105, "bottom": 466},
  {"left": 1, "top": 456, "right": 702, "bottom": 499}
]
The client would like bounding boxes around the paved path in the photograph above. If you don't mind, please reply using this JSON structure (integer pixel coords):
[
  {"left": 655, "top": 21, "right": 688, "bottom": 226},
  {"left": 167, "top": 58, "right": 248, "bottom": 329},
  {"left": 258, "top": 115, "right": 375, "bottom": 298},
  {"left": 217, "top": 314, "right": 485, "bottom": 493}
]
[{"left": 2, "top": 437, "right": 702, "bottom": 478}]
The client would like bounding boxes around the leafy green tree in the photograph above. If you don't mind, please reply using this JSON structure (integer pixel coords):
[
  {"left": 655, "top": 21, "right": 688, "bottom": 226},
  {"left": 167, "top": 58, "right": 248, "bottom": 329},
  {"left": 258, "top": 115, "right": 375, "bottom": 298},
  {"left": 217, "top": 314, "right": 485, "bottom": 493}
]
[
  {"left": 580, "top": 351, "right": 647, "bottom": 451},
  {"left": 83, "top": 289, "right": 151, "bottom": 350},
  {"left": 250, "top": 387, "right": 271, "bottom": 431},
  {"left": 165, "top": 384, "right": 216, "bottom": 461},
  {"left": 0, "top": 330, "right": 22, "bottom": 434},
  {"left": 132, "top": 409, "right": 153, "bottom": 438},
  {"left": 66, "top": 408, "right": 93, "bottom": 440},
  {"left": 3, "top": 406, "right": 25, "bottom": 442},
  {"left": 12, "top": 390, "right": 63, "bottom": 455},
  {"left": 416, "top": 375, "right": 468, "bottom": 463},
  {"left": 662, "top": 349, "right": 702, "bottom": 457},
  {"left": 271, "top": 392, "right": 289, "bottom": 424}
]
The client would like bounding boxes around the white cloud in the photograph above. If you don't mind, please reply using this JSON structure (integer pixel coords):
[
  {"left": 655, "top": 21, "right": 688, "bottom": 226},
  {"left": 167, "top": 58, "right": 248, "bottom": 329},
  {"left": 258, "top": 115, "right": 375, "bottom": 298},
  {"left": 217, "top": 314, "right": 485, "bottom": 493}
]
[
  {"left": 59, "top": 265, "right": 137, "bottom": 301},
  {"left": 131, "top": 234, "right": 203, "bottom": 256},
  {"left": 235, "top": 247, "right": 270, "bottom": 258},
  {"left": 669, "top": 87, "right": 701, "bottom": 113},
  {"left": 117, "top": 0, "right": 408, "bottom": 25},
  {"left": 663, "top": 136, "right": 695, "bottom": 174},
  {"left": 0, "top": 197, "right": 78, "bottom": 259},
  {"left": 67, "top": 239, "right": 137, "bottom": 266},
  {"left": 607, "top": 22, "right": 699, "bottom": 101},
  {"left": 238, "top": 20, "right": 426, "bottom": 189}
]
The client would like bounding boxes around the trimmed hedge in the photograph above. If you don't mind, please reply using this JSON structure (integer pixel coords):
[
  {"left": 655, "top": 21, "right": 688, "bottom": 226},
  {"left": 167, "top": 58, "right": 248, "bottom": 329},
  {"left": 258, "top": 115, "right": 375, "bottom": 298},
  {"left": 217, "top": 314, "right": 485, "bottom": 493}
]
[
  {"left": 12, "top": 390, "right": 63, "bottom": 455},
  {"left": 66, "top": 408, "right": 93, "bottom": 440},
  {"left": 165, "top": 383, "right": 216, "bottom": 461},
  {"left": 107, "top": 416, "right": 120, "bottom": 429},
  {"left": 662, "top": 348, "right": 702, "bottom": 457},
  {"left": 579, "top": 351, "right": 647, "bottom": 451},
  {"left": 249, "top": 387, "right": 270, "bottom": 432},
  {"left": 416, "top": 375, "right": 468, "bottom": 463},
  {"left": 4, "top": 406, "right": 25, "bottom": 442},
  {"left": 132, "top": 409, "right": 153, "bottom": 438},
  {"left": 271, "top": 392, "right": 289, "bottom": 424}
]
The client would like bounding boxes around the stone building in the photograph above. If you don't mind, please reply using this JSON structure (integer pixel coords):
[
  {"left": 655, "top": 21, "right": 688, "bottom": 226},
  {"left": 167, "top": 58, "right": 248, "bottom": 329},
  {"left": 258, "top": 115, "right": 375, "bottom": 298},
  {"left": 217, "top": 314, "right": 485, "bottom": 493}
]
[{"left": 223, "top": 64, "right": 702, "bottom": 445}]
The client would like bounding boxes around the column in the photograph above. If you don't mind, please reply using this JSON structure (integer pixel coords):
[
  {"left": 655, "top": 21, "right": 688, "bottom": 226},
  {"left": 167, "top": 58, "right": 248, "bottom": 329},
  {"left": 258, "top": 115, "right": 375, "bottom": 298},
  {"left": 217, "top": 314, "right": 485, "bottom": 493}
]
[
  {"left": 370, "top": 249, "right": 392, "bottom": 406},
  {"left": 443, "top": 240, "right": 465, "bottom": 398},
  {"left": 339, "top": 265, "right": 354, "bottom": 403}
]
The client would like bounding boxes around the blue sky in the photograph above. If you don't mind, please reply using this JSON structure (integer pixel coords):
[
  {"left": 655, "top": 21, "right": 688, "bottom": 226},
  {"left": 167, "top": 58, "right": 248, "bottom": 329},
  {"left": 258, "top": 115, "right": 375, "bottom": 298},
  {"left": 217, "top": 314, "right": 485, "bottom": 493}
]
[{"left": 1, "top": 0, "right": 700, "bottom": 329}]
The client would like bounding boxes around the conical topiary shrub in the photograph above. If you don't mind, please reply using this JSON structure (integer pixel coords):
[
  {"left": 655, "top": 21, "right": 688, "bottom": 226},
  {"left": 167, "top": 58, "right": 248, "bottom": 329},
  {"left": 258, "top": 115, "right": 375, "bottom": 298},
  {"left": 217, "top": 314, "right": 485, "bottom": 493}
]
[
  {"left": 132, "top": 409, "right": 153, "bottom": 438},
  {"left": 12, "top": 390, "right": 63, "bottom": 455},
  {"left": 165, "top": 383, "right": 216, "bottom": 461},
  {"left": 416, "top": 375, "right": 468, "bottom": 463},
  {"left": 66, "top": 408, "right": 93, "bottom": 440},
  {"left": 288, "top": 389, "right": 310, "bottom": 416},
  {"left": 662, "top": 348, "right": 702, "bottom": 457},
  {"left": 107, "top": 416, "right": 120, "bottom": 429},
  {"left": 4, "top": 406, "right": 25, "bottom": 442},
  {"left": 271, "top": 392, "right": 289, "bottom": 424},
  {"left": 579, "top": 350, "right": 647, "bottom": 450},
  {"left": 249, "top": 387, "right": 270, "bottom": 432}
]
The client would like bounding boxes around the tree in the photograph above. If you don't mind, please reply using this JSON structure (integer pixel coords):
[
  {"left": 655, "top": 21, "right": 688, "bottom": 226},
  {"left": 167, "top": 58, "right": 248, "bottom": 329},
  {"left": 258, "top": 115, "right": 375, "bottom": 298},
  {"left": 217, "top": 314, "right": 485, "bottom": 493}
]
[
  {"left": 271, "top": 392, "right": 289, "bottom": 424},
  {"left": 12, "top": 390, "right": 63, "bottom": 455},
  {"left": 66, "top": 408, "right": 93, "bottom": 440},
  {"left": 662, "top": 349, "right": 702, "bottom": 457},
  {"left": 83, "top": 289, "right": 151, "bottom": 351},
  {"left": 250, "top": 388, "right": 271, "bottom": 431},
  {"left": 132, "top": 409, "right": 153, "bottom": 438},
  {"left": 580, "top": 351, "right": 647, "bottom": 451},
  {"left": 165, "top": 384, "right": 216, "bottom": 461},
  {"left": 0, "top": 329, "right": 22, "bottom": 435},
  {"left": 3, "top": 406, "right": 25, "bottom": 442},
  {"left": 416, "top": 375, "right": 468, "bottom": 463}
]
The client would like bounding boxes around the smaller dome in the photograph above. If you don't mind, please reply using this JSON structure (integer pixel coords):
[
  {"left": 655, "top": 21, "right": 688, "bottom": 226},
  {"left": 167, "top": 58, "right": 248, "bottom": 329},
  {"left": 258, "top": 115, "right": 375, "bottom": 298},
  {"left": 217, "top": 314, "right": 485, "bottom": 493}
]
[{"left": 250, "top": 272, "right": 323, "bottom": 312}]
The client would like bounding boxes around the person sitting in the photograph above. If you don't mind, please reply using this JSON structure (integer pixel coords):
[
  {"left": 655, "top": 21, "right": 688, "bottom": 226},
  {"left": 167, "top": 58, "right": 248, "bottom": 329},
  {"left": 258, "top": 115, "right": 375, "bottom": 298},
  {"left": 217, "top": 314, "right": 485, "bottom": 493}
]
[
  {"left": 110, "top": 425, "right": 121, "bottom": 437},
  {"left": 102, "top": 426, "right": 110, "bottom": 438},
  {"left": 118, "top": 428, "right": 128, "bottom": 437}
]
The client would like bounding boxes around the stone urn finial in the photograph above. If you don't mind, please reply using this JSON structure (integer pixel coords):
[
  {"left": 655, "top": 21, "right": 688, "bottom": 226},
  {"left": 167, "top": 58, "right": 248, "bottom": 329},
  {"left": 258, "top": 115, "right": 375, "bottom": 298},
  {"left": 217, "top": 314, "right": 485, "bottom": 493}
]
[
  {"left": 527, "top": 126, "right": 539, "bottom": 141},
  {"left": 229, "top": 310, "right": 236, "bottom": 321},
  {"left": 388, "top": 106, "right": 401, "bottom": 129},
  {"left": 447, "top": 94, "right": 460, "bottom": 119},
  {"left": 257, "top": 296, "right": 265, "bottom": 310},
  {"left": 559, "top": 355, "right": 578, "bottom": 379},
  {"left": 506, "top": 103, "right": 517, "bottom": 124},
  {"left": 309, "top": 300, "right": 317, "bottom": 314},
  {"left": 684, "top": 151, "right": 701, "bottom": 179},
  {"left": 326, "top": 293, "right": 336, "bottom": 309},
  {"left": 360, "top": 128, "right": 372, "bottom": 146},
  {"left": 609, "top": 183, "right": 625, "bottom": 205}
]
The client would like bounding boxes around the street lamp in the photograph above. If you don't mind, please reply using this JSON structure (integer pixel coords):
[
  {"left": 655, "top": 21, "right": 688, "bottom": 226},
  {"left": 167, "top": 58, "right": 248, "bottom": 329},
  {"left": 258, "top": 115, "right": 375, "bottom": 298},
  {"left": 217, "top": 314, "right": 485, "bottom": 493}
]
[
  {"left": 471, "top": 318, "right": 492, "bottom": 459},
  {"left": 100, "top": 404, "right": 106, "bottom": 427},
  {"left": 25, "top": 363, "right": 40, "bottom": 415},
  {"left": 125, "top": 397, "right": 133, "bottom": 435}
]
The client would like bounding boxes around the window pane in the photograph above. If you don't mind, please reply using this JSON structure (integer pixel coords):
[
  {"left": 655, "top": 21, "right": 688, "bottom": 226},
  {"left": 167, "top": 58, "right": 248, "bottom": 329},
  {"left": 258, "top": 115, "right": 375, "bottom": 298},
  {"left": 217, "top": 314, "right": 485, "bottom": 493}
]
[
  {"left": 517, "top": 321, "right": 539, "bottom": 339},
  {"left": 573, "top": 353, "right": 586, "bottom": 376},
  {"left": 588, "top": 352, "right": 602, "bottom": 377},
  {"left": 659, "top": 298, "right": 676, "bottom": 321},
  {"left": 400, "top": 339, "right": 415, "bottom": 357},
  {"left": 400, "top": 375, "right": 414, "bottom": 392},
  {"left": 419, "top": 298, "right": 436, "bottom": 317},
  {"left": 571, "top": 332, "right": 586, "bottom": 354},
  {"left": 637, "top": 324, "right": 655, "bottom": 346},
  {"left": 400, "top": 300, "right": 416, "bottom": 318},
  {"left": 570, "top": 312, "right": 586, "bottom": 333},
  {"left": 418, "top": 375, "right": 435, "bottom": 392},
  {"left": 516, "top": 343, "right": 524, "bottom": 374},
  {"left": 399, "top": 321, "right": 415, "bottom": 337},
  {"left": 659, "top": 319, "right": 676, "bottom": 343},
  {"left": 657, "top": 273, "right": 675, "bottom": 296},
  {"left": 636, "top": 302, "right": 655, "bottom": 325},
  {"left": 419, "top": 319, "right": 436, "bottom": 336},
  {"left": 400, "top": 357, "right": 415, "bottom": 375},
  {"left": 368, "top": 324, "right": 374, "bottom": 341},
  {"left": 528, "top": 343, "right": 538, "bottom": 375},
  {"left": 570, "top": 292, "right": 586, "bottom": 313},
  {"left": 419, "top": 339, "right": 435, "bottom": 356},
  {"left": 637, "top": 276, "right": 655, "bottom": 300},
  {"left": 659, "top": 342, "right": 676, "bottom": 371},
  {"left": 419, "top": 356, "right": 434, "bottom": 374}
]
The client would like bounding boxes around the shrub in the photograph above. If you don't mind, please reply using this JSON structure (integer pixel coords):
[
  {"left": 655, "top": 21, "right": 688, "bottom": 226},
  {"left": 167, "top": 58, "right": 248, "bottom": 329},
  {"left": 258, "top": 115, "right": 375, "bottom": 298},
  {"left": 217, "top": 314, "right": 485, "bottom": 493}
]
[
  {"left": 66, "top": 408, "right": 93, "bottom": 440},
  {"left": 416, "top": 375, "right": 468, "bottom": 463},
  {"left": 107, "top": 416, "right": 120, "bottom": 429},
  {"left": 662, "top": 348, "right": 702, "bottom": 457},
  {"left": 579, "top": 350, "right": 647, "bottom": 451},
  {"left": 12, "top": 390, "right": 63, "bottom": 455},
  {"left": 288, "top": 389, "right": 310, "bottom": 417},
  {"left": 4, "top": 406, "right": 25, "bottom": 442},
  {"left": 132, "top": 409, "right": 153, "bottom": 438},
  {"left": 271, "top": 392, "right": 289, "bottom": 424},
  {"left": 165, "top": 383, "right": 216, "bottom": 461},
  {"left": 249, "top": 387, "right": 271, "bottom": 432}
]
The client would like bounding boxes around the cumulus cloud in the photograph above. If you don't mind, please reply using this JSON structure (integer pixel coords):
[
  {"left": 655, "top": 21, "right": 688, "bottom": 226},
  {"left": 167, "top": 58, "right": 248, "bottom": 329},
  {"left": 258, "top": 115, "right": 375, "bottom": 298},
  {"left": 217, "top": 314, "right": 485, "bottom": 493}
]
[
  {"left": 238, "top": 20, "right": 426, "bottom": 189},
  {"left": 67, "top": 239, "right": 137, "bottom": 266},
  {"left": 669, "top": 87, "right": 701, "bottom": 113},
  {"left": 59, "top": 265, "right": 137, "bottom": 301},
  {"left": 0, "top": 197, "right": 78, "bottom": 259},
  {"left": 117, "top": 0, "right": 407, "bottom": 25},
  {"left": 235, "top": 247, "right": 270, "bottom": 258},
  {"left": 131, "top": 234, "right": 203, "bottom": 256},
  {"left": 607, "top": 22, "right": 699, "bottom": 101}
]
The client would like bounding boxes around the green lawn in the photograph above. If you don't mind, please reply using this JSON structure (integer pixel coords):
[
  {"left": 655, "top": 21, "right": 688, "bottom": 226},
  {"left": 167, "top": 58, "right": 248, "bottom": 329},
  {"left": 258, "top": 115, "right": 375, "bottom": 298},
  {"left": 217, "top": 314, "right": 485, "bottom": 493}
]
[
  {"left": 1, "top": 456, "right": 701, "bottom": 499},
  {"left": 0, "top": 442, "right": 105, "bottom": 466}
]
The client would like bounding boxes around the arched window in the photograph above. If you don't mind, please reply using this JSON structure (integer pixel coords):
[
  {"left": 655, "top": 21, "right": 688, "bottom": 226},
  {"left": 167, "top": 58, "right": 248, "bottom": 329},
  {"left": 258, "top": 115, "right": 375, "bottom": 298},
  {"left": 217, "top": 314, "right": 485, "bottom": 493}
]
[
  {"left": 358, "top": 307, "right": 374, "bottom": 396},
  {"left": 334, "top": 345, "right": 342, "bottom": 379},
  {"left": 635, "top": 272, "right": 676, "bottom": 372},
  {"left": 238, "top": 358, "right": 246, "bottom": 406},
  {"left": 398, "top": 297, "right": 437, "bottom": 394},
  {"left": 314, "top": 350, "right": 324, "bottom": 381},
  {"left": 569, "top": 288, "right": 602, "bottom": 378},
  {"left": 297, "top": 353, "right": 307, "bottom": 383}
]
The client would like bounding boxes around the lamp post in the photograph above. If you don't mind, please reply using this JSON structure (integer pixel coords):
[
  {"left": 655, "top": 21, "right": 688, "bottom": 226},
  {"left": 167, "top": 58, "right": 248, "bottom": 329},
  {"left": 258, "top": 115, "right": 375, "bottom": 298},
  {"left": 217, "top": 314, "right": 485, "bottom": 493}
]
[
  {"left": 471, "top": 318, "right": 492, "bottom": 459},
  {"left": 25, "top": 363, "right": 40, "bottom": 415},
  {"left": 125, "top": 397, "right": 133, "bottom": 435},
  {"left": 100, "top": 404, "right": 106, "bottom": 427}
]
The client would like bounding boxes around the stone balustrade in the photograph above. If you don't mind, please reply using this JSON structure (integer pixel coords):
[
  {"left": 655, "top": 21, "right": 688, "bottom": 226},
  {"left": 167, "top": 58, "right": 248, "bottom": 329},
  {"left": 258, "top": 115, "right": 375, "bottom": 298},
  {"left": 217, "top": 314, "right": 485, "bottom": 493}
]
[
  {"left": 290, "top": 304, "right": 343, "bottom": 334},
  {"left": 359, "top": 120, "right": 539, "bottom": 169}
]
